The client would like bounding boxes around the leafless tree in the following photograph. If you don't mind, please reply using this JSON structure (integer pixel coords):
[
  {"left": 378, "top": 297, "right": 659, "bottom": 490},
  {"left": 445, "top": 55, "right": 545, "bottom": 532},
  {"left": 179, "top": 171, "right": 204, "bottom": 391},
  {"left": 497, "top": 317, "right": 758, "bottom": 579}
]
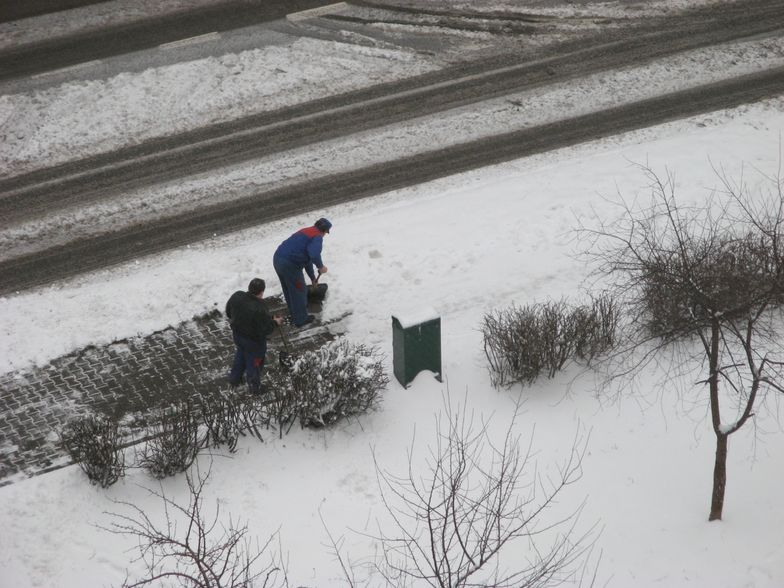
[
  {"left": 369, "top": 393, "right": 597, "bottom": 588},
  {"left": 104, "top": 465, "right": 288, "bottom": 588},
  {"left": 580, "top": 162, "right": 784, "bottom": 520}
]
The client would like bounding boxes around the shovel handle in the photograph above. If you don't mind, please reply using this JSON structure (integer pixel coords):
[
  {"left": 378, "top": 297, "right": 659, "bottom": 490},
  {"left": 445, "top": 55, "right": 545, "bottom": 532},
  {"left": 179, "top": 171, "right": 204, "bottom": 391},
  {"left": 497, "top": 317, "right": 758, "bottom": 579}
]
[{"left": 277, "top": 321, "right": 293, "bottom": 352}]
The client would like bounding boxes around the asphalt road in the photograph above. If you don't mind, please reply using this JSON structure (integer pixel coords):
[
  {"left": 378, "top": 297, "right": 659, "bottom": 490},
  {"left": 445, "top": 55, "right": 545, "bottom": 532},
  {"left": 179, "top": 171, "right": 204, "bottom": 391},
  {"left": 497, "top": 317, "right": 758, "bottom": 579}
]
[
  {"left": 1, "top": 0, "right": 784, "bottom": 295},
  {"left": 0, "top": 0, "right": 335, "bottom": 81},
  {"left": 4, "top": 0, "right": 784, "bottom": 224},
  {"left": 0, "top": 0, "right": 105, "bottom": 23}
]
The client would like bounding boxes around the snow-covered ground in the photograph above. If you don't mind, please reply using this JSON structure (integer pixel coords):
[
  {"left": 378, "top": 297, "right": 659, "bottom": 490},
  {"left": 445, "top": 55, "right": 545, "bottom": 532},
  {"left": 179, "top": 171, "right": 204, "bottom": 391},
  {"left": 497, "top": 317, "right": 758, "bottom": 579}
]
[
  {"left": 3, "top": 104, "right": 784, "bottom": 587},
  {"left": 1, "top": 1, "right": 784, "bottom": 587}
]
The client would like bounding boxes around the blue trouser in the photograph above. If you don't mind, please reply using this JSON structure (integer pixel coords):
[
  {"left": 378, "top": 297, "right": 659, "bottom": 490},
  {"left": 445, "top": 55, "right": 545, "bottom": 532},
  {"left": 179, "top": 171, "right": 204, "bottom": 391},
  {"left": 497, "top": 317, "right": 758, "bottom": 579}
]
[
  {"left": 229, "top": 332, "right": 267, "bottom": 393},
  {"left": 273, "top": 253, "right": 309, "bottom": 326}
]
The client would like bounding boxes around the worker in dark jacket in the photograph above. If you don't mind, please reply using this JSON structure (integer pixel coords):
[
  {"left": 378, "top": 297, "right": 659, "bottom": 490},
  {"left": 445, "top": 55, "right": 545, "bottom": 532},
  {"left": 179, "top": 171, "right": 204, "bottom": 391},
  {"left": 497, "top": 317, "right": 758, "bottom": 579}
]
[
  {"left": 225, "top": 278, "right": 282, "bottom": 395},
  {"left": 273, "top": 217, "right": 331, "bottom": 327}
]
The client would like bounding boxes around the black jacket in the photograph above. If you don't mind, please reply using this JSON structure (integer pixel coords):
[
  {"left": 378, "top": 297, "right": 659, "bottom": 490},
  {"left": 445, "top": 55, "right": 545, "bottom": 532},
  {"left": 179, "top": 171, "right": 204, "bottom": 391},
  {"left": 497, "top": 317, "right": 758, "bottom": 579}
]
[{"left": 225, "top": 291, "right": 276, "bottom": 343}]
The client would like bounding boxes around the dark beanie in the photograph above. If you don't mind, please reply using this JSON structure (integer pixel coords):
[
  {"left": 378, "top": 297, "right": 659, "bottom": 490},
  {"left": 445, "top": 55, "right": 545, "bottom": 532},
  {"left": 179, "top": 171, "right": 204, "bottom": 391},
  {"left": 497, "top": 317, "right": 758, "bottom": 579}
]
[{"left": 315, "top": 217, "right": 332, "bottom": 233}]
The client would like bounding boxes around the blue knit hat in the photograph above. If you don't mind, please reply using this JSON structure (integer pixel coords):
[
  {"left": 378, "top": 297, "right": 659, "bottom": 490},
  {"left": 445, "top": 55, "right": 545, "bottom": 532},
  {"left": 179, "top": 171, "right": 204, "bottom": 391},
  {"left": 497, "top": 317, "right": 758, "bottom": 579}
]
[{"left": 315, "top": 217, "right": 332, "bottom": 233}]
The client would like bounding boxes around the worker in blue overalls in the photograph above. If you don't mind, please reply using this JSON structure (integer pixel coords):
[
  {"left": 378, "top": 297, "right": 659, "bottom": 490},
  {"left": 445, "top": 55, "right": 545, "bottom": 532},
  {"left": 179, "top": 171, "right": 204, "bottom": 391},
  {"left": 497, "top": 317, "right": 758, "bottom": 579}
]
[{"left": 273, "top": 217, "right": 331, "bottom": 327}]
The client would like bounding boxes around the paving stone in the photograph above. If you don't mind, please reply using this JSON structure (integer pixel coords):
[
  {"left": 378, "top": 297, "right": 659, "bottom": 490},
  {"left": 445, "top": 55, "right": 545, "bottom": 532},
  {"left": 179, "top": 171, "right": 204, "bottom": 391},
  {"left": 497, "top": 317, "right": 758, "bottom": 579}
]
[{"left": 0, "top": 295, "right": 345, "bottom": 487}]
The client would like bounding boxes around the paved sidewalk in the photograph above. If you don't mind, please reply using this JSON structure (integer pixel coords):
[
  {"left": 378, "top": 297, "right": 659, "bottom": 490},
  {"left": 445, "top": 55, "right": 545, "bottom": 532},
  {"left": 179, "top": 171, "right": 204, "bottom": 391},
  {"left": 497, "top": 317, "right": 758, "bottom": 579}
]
[{"left": 0, "top": 295, "right": 339, "bottom": 486}]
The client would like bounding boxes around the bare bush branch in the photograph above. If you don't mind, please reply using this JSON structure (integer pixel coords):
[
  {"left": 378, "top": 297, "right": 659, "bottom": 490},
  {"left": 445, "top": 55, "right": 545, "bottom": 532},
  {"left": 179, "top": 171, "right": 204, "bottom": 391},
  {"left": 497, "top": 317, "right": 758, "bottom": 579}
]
[
  {"left": 104, "top": 464, "right": 288, "bottom": 588},
  {"left": 138, "top": 401, "right": 202, "bottom": 479},
  {"left": 264, "top": 367, "right": 300, "bottom": 439},
  {"left": 370, "top": 393, "right": 597, "bottom": 588},
  {"left": 199, "top": 388, "right": 267, "bottom": 452},
  {"left": 289, "top": 338, "right": 389, "bottom": 428},
  {"left": 320, "top": 508, "right": 371, "bottom": 588},
  {"left": 482, "top": 296, "right": 618, "bottom": 388},
  {"left": 60, "top": 413, "right": 125, "bottom": 487}
]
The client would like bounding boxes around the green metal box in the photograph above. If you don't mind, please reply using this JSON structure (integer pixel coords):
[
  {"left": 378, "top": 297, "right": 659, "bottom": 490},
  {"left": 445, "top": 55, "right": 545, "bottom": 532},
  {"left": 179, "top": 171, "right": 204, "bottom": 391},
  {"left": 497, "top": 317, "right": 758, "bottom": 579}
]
[{"left": 392, "top": 313, "right": 442, "bottom": 388}]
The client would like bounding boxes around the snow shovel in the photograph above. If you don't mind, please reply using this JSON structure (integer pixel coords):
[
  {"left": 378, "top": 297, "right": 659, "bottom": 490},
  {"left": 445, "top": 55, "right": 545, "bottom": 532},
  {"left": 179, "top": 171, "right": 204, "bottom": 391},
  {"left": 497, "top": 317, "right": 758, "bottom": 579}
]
[
  {"left": 307, "top": 280, "right": 328, "bottom": 302},
  {"left": 277, "top": 322, "right": 295, "bottom": 370}
]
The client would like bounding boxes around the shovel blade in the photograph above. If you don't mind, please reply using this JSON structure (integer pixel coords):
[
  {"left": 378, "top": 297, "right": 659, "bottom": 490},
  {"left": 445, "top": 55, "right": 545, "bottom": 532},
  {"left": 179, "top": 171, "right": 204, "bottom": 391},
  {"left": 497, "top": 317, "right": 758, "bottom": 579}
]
[{"left": 307, "top": 282, "right": 328, "bottom": 302}]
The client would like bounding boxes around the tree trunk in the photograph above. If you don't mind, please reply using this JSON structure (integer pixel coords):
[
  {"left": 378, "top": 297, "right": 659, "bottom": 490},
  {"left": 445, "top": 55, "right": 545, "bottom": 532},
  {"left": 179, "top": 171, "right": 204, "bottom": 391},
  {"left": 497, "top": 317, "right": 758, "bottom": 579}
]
[
  {"left": 708, "top": 317, "right": 725, "bottom": 522},
  {"left": 709, "top": 432, "right": 728, "bottom": 521}
]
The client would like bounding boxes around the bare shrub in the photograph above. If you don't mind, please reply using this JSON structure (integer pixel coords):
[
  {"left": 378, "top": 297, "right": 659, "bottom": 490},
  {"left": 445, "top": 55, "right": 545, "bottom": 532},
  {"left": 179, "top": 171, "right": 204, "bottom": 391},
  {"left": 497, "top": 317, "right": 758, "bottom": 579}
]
[
  {"left": 482, "top": 297, "right": 618, "bottom": 388},
  {"left": 482, "top": 304, "right": 543, "bottom": 387},
  {"left": 264, "top": 367, "right": 301, "bottom": 439},
  {"left": 573, "top": 294, "right": 619, "bottom": 362},
  {"left": 138, "top": 401, "right": 202, "bottom": 479},
  {"left": 289, "top": 338, "right": 389, "bottom": 428},
  {"left": 60, "top": 413, "right": 125, "bottom": 487},
  {"left": 105, "top": 465, "right": 288, "bottom": 588},
  {"left": 251, "top": 337, "right": 389, "bottom": 439},
  {"left": 640, "top": 232, "right": 784, "bottom": 339},
  {"left": 370, "top": 394, "right": 596, "bottom": 587},
  {"left": 198, "top": 389, "right": 266, "bottom": 452},
  {"left": 538, "top": 299, "right": 577, "bottom": 378}
]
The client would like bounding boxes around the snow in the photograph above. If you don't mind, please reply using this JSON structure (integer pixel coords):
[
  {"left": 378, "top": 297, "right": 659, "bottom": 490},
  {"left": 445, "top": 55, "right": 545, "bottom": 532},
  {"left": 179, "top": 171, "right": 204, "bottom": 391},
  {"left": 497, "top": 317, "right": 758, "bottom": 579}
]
[
  {"left": 392, "top": 306, "right": 439, "bottom": 329},
  {"left": 1, "top": 2, "right": 784, "bottom": 587}
]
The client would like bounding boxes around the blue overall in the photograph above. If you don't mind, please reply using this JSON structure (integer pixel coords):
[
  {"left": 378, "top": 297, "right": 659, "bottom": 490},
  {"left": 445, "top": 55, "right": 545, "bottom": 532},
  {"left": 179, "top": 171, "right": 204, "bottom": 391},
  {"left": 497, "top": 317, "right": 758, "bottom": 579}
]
[
  {"left": 228, "top": 332, "right": 266, "bottom": 393},
  {"left": 273, "top": 226, "right": 325, "bottom": 326}
]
